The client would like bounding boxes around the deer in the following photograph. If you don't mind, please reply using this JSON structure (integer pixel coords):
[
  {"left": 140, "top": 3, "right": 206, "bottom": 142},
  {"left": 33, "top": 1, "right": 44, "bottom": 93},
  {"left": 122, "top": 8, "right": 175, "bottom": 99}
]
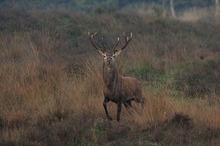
[{"left": 89, "top": 32, "right": 145, "bottom": 121}]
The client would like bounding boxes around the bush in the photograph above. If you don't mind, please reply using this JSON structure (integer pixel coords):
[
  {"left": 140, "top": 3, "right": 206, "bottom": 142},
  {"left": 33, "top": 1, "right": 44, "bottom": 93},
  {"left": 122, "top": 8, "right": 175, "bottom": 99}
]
[
  {"left": 126, "top": 64, "right": 162, "bottom": 81},
  {"left": 173, "top": 59, "right": 220, "bottom": 97}
]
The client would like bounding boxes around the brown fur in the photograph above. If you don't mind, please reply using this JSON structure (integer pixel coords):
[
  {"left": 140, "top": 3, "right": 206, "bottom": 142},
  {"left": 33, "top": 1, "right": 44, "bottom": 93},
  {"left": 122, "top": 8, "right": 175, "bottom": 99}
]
[{"left": 103, "top": 76, "right": 143, "bottom": 104}]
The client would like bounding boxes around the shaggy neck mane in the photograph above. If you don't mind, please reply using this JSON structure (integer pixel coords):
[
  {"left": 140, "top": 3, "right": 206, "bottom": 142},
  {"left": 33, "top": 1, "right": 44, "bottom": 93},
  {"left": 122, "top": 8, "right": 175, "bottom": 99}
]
[{"left": 102, "top": 64, "right": 121, "bottom": 91}]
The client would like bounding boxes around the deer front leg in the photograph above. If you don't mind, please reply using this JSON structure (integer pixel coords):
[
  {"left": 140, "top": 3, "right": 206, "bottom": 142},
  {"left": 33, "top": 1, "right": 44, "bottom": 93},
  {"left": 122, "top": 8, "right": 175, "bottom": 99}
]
[
  {"left": 117, "top": 97, "right": 122, "bottom": 121},
  {"left": 103, "top": 97, "right": 112, "bottom": 121}
]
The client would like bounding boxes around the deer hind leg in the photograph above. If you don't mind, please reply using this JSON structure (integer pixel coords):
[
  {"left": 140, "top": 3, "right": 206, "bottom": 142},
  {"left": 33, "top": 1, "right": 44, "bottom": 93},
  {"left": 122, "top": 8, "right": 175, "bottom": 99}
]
[
  {"left": 103, "top": 96, "right": 112, "bottom": 121},
  {"left": 133, "top": 97, "right": 145, "bottom": 115},
  {"left": 124, "top": 99, "right": 132, "bottom": 107},
  {"left": 141, "top": 97, "right": 145, "bottom": 108},
  {"left": 134, "top": 97, "right": 145, "bottom": 108},
  {"left": 117, "top": 97, "right": 122, "bottom": 121},
  {"left": 124, "top": 99, "right": 132, "bottom": 115}
]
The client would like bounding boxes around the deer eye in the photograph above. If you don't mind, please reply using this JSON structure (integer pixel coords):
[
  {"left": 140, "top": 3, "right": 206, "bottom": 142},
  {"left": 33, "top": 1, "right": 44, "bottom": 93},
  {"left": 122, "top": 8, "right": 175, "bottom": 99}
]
[
  {"left": 112, "top": 54, "right": 116, "bottom": 58},
  {"left": 104, "top": 56, "right": 111, "bottom": 60},
  {"left": 104, "top": 56, "right": 108, "bottom": 60}
]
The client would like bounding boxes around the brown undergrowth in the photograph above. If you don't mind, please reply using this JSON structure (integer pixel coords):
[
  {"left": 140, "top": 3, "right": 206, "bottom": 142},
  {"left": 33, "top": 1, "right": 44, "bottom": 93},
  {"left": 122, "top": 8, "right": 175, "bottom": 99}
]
[
  {"left": 0, "top": 38, "right": 219, "bottom": 145},
  {"left": 0, "top": 11, "right": 220, "bottom": 145}
]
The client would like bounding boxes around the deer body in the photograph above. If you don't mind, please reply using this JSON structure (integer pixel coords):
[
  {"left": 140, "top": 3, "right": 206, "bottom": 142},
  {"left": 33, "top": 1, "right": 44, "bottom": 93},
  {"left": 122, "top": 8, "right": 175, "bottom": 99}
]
[
  {"left": 103, "top": 75, "right": 142, "bottom": 104},
  {"left": 89, "top": 32, "right": 145, "bottom": 121}
]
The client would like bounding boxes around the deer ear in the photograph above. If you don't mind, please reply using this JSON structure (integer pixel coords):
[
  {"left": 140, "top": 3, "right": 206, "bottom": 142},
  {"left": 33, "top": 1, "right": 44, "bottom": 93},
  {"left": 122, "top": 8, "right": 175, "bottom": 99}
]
[
  {"left": 114, "top": 49, "right": 122, "bottom": 57},
  {"left": 97, "top": 50, "right": 106, "bottom": 57}
]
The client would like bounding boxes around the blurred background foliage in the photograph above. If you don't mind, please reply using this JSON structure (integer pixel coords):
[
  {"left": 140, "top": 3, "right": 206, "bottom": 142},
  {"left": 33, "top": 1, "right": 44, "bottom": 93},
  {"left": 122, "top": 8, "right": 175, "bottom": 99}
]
[{"left": 0, "top": 0, "right": 215, "bottom": 11}]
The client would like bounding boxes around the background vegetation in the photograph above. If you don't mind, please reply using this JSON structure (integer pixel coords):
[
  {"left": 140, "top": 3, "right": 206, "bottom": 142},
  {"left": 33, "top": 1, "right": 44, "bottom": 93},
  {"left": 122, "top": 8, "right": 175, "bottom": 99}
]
[
  {"left": 0, "top": 1, "right": 220, "bottom": 146},
  {"left": 0, "top": 0, "right": 217, "bottom": 13}
]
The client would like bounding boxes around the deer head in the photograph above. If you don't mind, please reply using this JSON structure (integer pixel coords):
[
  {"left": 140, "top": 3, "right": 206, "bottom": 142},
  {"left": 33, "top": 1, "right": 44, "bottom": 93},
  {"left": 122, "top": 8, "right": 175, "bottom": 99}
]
[{"left": 89, "top": 32, "right": 132, "bottom": 87}]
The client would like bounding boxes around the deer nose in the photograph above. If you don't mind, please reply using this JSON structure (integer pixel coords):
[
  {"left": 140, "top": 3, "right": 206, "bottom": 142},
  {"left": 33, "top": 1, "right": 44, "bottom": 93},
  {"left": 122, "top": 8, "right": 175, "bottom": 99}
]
[
  {"left": 107, "top": 60, "right": 111, "bottom": 65},
  {"left": 108, "top": 56, "right": 115, "bottom": 60}
]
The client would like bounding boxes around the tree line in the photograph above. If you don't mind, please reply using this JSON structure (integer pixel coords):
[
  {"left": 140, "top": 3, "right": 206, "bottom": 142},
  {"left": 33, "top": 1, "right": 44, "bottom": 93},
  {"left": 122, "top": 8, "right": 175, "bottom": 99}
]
[{"left": 0, "top": 0, "right": 219, "bottom": 16}]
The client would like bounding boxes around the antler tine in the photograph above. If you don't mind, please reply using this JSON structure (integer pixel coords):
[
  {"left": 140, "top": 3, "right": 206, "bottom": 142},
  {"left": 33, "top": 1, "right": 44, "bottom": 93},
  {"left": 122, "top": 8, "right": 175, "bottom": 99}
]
[
  {"left": 89, "top": 32, "right": 102, "bottom": 50},
  {"left": 120, "top": 32, "right": 132, "bottom": 51},
  {"left": 113, "top": 37, "right": 120, "bottom": 51},
  {"left": 101, "top": 37, "right": 107, "bottom": 51}
]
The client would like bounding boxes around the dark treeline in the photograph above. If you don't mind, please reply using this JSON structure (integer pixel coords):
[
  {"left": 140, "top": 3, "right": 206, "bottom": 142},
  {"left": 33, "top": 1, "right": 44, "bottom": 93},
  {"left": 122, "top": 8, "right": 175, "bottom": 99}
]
[{"left": 0, "top": 0, "right": 215, "bottom": 12}]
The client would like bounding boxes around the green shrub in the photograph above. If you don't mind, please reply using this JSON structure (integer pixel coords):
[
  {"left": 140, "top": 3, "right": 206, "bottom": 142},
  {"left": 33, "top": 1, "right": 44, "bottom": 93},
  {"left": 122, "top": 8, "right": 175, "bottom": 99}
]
[{"left": 127, "top": 64, "right": 163, "bottom": 82}]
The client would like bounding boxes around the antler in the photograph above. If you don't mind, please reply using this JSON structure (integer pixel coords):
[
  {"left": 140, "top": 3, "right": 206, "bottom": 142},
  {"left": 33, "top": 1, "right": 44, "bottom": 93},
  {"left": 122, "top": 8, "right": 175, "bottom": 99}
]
[
  {"left": 88, "top": 32, "right": 102, "bottom": 51},
  {"left": 101, "top": 37, "right": 107, "bottom": 50},
  {"left": 114, "top": 32, "right": 132, "bottom": 52},
  {"left": 89, "top": 32, "right": 106, "bottom": 56},
  {"left": 121, "top": 32, "right": 132, "bottom": 50},
  {"left": 89, "top": 32, "right": 132, "bottom": 55},
  {"left": 113, "top": 37, "right": 120, "bottom": 51}
]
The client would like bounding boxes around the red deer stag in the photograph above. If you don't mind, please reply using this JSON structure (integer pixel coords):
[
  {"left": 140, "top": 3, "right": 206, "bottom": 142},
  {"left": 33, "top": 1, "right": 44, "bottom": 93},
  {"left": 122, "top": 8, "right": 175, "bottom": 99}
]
[{"left": 89, "top": 32, "right": 145, "bottom": 121}]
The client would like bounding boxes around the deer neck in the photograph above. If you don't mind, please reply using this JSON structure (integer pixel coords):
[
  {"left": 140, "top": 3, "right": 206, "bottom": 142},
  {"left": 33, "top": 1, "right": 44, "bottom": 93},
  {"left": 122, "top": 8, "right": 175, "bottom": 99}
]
[{"left": 103, "top": 64, "right": 121, "bottom": 90}]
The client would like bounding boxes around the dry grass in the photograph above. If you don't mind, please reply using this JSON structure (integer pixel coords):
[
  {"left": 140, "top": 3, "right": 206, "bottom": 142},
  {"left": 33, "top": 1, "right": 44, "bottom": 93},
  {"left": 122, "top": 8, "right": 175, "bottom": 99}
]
[{"left": 0, "top": 12, "right": 220, "bottom": 145}]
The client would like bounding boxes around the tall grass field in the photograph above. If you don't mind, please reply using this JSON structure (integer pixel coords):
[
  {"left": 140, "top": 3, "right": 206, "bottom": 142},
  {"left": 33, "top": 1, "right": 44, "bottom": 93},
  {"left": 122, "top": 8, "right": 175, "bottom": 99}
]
[{"left": 0, "top": 7, "right": 220, "bottom": 146}]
